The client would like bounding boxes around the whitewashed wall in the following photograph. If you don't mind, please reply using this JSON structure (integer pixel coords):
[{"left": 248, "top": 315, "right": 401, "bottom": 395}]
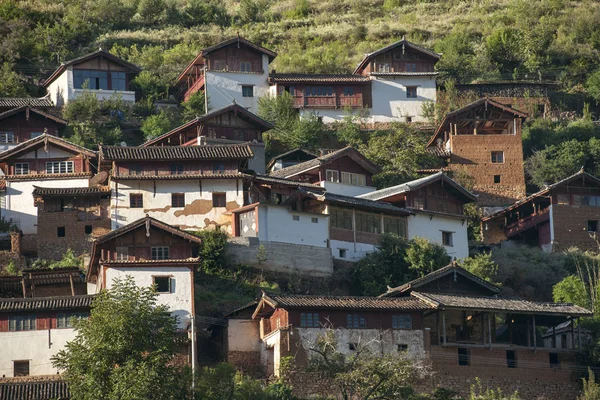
[
  {"left": 370, "top": 75, "right": 437, "bottom": 123},
  {"left": 257, "top": 205, "right": 328, "bottom": 247},
  {"left": 47, "top": 69, "right": 72, "bottom": 107},
  {"left": 3, "top": 178, "right": 90, "bottom": 234},
  {"left": 103, "top": 266, "right": 193, "bottom": 330},
  {"left": 206, "top": 55, "right": 270, "bottom": 114},
  {"left": 110, "top": 179, "right": 244, "bottom": 233},
  {"left": 330, "top": 239, "right": 376, "bottom": 262},
  {"left": 321, "top": 181, "right": 376, "bottom": 197},
  {"left": 407, "top": 213, "right": 469, "bottom": 260},
  {"left": 228, "top": 319, "right": 261, "bottom": 352},
  {"left": 72, "top": 89, "right": 135, "bottom": 103},
  {"left": 0, "top": 328, "right": 78, "bottom": 377}
]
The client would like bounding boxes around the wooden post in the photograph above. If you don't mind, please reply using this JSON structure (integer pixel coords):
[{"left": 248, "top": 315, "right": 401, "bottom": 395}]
[
  {"left": 578, "top": 318, "right": 582, "bottom": 350},
  {"left": 488, "top": 313, "right": 492, "bottom": 351},
  {"left": 533, "top": 315, "right": 537, "bottom": 351},
  {"left": 442, "top": 310, "right": 447, "bottom": 346},
  {"left": 69, "top": 274, "right": 75, "bottom": 296},
  {"left": 481, "top": 313, "right": 485, "bottom": 345},
  {"left": 508, "top": 314, "right": 513, "bottom": 344},
  {"left": 552, "top": 326, "right": 556, "bottom": 348},
  {"left": 571, "top": 318, "right": 576, "bottom": 349},
  {"left": 437, "top": 312, "right": 441, "bottom": 346},
  {"left": 527, "top": 318, "right": 531, "bottom": 347}
]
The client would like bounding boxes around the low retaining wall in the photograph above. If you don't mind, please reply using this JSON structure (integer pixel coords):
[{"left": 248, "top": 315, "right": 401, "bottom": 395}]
[{"left": 226, "top": 238, "right": 333, "bottom": 276}]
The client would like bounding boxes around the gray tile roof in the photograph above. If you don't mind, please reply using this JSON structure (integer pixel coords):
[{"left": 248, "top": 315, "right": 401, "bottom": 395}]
[
  {"left": 262, "top": 293, "right": 433, "bottom": 311},
  {"left": 0, "top": 97, "right": 54, "bottom": 108},
  {"left": 269, "top": 74, "right": 370, "bottom": 83},
  {"left": 100, "top": 144, "right": 253, "bottom": 161},
  {"left": 253, "top": 174, "right": 323, "bottom": 188},
  {"left": 354, "top": 39, "right": 441, "bottom": 74},
  {"left": 32, "top": 186, "right": 110, "bottom": 197},
  {"left": 0, "top": 380, "right": 69, "bottom": 400},
  {"left": 412, "top": 292, "right": 593, "bottom": 317},
  {"left": 294, "top": 187, "right": 411, "bottom": 214},
  {"left": 0, "top": 295, "right": 94, "bottom": 312}
]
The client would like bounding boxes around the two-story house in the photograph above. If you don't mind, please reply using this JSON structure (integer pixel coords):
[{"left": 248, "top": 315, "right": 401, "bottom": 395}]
[
  {"left": 177, "top": 37, "right": 277, "bottom": 113},
  {"left": 0, "top": 106, "right": 67, "bottom": 151},
  {"left": 44, "top": 49, "right": 141, "bottom": 106},
  {"left": 358, "top": 172, "right": 476, "bottom": 259},
  {"left": 0, "top": 134, "right": 96, "bottom": 255},
  {"left": 99, "top": 143, "right": 253, "bottom": 233},
  {"left": 427, "top": 98, "right": 528, "bottom": 207}
]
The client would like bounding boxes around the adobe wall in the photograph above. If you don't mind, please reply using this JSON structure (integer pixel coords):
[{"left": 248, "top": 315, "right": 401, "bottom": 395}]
[
  {"left": 226, "top": 237, "right": 334, "bottom": 276},
  {"left": 450, "top": 134, "right": 526, "bottom": 207},
  {"left": 552, "top": 204, "right": 600, "bottom": 252},
  {"left": 482, "top": 216, "right": 508, "bottom": 245}
]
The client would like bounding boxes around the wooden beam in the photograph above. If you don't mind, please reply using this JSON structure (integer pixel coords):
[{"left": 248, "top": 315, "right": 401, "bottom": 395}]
[
  {"left": 488, "top": 313, "right": 492, "bottom": 351},
  {"left": 442, "top": 310, "right": 447, "bottom": 346},
  {"left": 533, "top": 315, "right": 537, "bottom": 350}
]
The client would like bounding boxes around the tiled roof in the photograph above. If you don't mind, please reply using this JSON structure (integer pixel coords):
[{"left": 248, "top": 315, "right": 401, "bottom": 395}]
[
  {"left": 94, "top": 215, "right": 202, "bottom": 245},
  {"left": 32, "top": 186, "right": 110, "bottom": 197},
  {"left": 381, "top": 264, "right": 500, "bottom": 297},
  {"left": 100, "top": 144, "right": 253, "bottom": 161},
  {"left": 253, "top": 174, "right": 323, "bottom": 188},
  {"left": 269, "top": 74, "right": 370, "bottom": 83},
  {"left": 0, "top": 96, "right": 54, "bottom": 108},
  {"left": 2, "top": 172, "right": 92, "bottom": 181},
  {"left": 0, "top": 134, "right": 96, "bottom": 162},
  {"left": 202, "top": 37, "right": 277, "bottom": 60},
  {"left": 412, "top": 292, "right": 593, "bottom": 317},
  {"left": 100, "top": 259, "right": 199, "bottom": 266},
  {"left": 269, "top": 146, "right": 379, "bottom": 178},
  {"left": 369, "top": 72, "right": 439, "bottom": 76},
  {"left": 0, "top": 380, "right": 70, "bottom": 400},
  {"left": 261, "top": 293, "right": 433, "bottom": 311},
  {"left": 354, "top": 39, "right": 441, "bottom": 74},
  {"left": 266, "top": 148, "right": 317, "bottom": 170},
  {"left": 112, "top": 173, "right": 248, "bottom": 181},
  {"left": 358, "top": 172, "right": 476, "bottom": 203},
  {"left": 0, "top": 295, "right": 94, "bottom": 312},
  {"left": 292, "top": 187, "right": 411, "bottom": 215}
]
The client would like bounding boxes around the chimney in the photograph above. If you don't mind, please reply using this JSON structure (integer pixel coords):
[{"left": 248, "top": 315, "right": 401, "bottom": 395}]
[{"left": 10, "top": 230, "right": 22, "bottom": 256}]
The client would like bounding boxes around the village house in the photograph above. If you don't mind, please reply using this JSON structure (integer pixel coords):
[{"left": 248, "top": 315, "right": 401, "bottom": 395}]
[
  {"left": 33, "top": 186, "right": 111, "bottom": 260},
  {"left": 0, "top": 134, "right": 97, "bottom": 255},
  {"left": 427, "top": 98, "right": 528, "bottom": 207},
  {"left": 99, "top": 143, "right": 253, "bottom": 233},
  {"left": 226, "top": 264, "right": 592, "bottom": 399},
  {"left": 268, "top": 146, "right": 379, "bottom": 197},
  {"left": 358, "top": 172, "right": 476, "bottom": 259},
  {"left": 43, "top": 49, "right": 141, "bottom": 106},
  {"left": 266, "top": 148, "right": 316, "bottom": 173},
  {"left": 0, "top": 380, "right": 70, "bottom": 399},
  {"left": 0, "top": 106, "right": 67, "bottom": 152},
  {"left": 86, "top": 215, "right": 200, "bottom": 333},
  {"left": 176, "top": 36, "right": 277, "bottom": 114},
  {"left": 141, "top": 103, "right": 273, "bottom": 174},
  {"left": 0, "top": 267, "right": 86, "bottom": 298},
  {"left": 481, "top": 169, "right": 600, "bottom": 252}
]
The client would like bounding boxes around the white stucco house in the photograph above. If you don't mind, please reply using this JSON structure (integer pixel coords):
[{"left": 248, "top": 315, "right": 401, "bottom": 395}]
[{"left": 43, "top": 50, "right": 141, "bottom": 106}]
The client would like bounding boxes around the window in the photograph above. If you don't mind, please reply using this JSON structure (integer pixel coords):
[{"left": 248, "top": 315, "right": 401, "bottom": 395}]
[
  {"left": 73, "top": 70, "right": 108, "bottom": 90},
  {"left": 153, "top": 276, "right": 171, "bottom": 293},
  {"left": 392, "top": 315, "right": 412, "bottom": 329},
  {"left": 46, "top": 161, "right": 74, "bottom": 174},
  {"left": 172, "top": 193, "right": 185, "bottom": 208},
  {"left": 13, "top": 361, "right": 29, "bottom": 377},
  {"left": 30, "top": 132, "right": 43, "bottom": 139},
  {"left": 330, "top": 207, "right": 353, "bottom": 230},
  {"left": 84, "top": 225, "right": 92, "bottom": 235},
  {"left": 170, "top": 163, "right": 184, "bottom": 175},
  {"left": 15, "top": 163, "right": 29, "bottom": 175},
  {"left": 240, "top": 61, "right": 252, "bottom": 72},
  {"left": 311, "top": 217, "right": 319, "bottom": 223},
  {"left": 397, "top": 344, "right": 408, "bottom": 352},
  {"left": 442, "top": 231, "right": 453, "bottom": 246},
  {"left": 578, "top": 195, "right": 600, "bottom": 207},
  {"left": 57, "top": 227, "right": 65, "bottom": 237},
  {"left": 557, "top": 194, "right": 570, "bottom": 205},
  {"left": 378, "top": 63, "right": 390, "bottom": 73},
  {"left": 213, "top": 60, "right": 225, "bottom": 70},
  {"left": 343, "top": 87, "right": 355, "bottom": 96},
  {"left": 491, "top": 151, "right": 504, "bottom": 163},
  {"left": 493, "top": 175, "right": 501, "bottom": 184},
  {"left": 305, "top": 87, "right": 333, "bottom": 96},
  {"left": 414, "top": 197, "right": 425, "bottom": 210},
  {"left": 458, "top": 347, "right": 470, "bottom": 366},
  {"left": 405, "top": 63, "right": 417, "bottom": 72},
  {"left": 339, "top": 249, "right": 347, "bottom": 258},
  {"left": 341, "top": 172, "right": 366, "bottom": 187},
  {"left": 292, "top": 215, "right": 300, "bottom": 221},
  {"left": 347, "top": 314, "right": 366, "bottom": 329},
  {"left": 549, "top": 352, "right": 560, "bottom": 367},
  {"left": 355, "top": 212, "right": 381, "bottom": 234},
  {"left": 130, "top": 193, "right": 143, "bottom": 208},
  {"left": 9, "top": 315, "right": 36, "bottom": 331},
  {"left": 588, "top": 220, "right": 598, "bottom": 233},
  {"left": 151, "top": 247, "right": 169, "bottom": 260},
  {"left": 111, "top": 72, "right": 127, "bottom": 91},
  {"left": 326, "top": 169, "right": 340, "bottom": 183},
  {"left": 0, "top": 132, "right": 15, "bottom": 143},
  {"left": 129, "top": 165, "right": 142, "bottom": 176},
  {"left": 405, "top": 116, "right": 413, "bottom": 123},
  {"left": 384, "top": 217, "right": 406, "bottom": 237},
  {"left": 116, "top": 246, "right": 128, "bottom": 261},
  {"left": 406, "top": 86, "right": 417, "bottom": 98},
  {"left": 57, "top": 312, "right": 88, "bottom": 328},
  {"left": 438, "top": 201, "right": 448, "bottom": 213},
  {"left": 300, "top": 313, "right": 319, "bottom": 327},
  {"left": 212, "top": 193, "right": 226, "bottom": 207},
  {"left": 506, "top": 350, "right": 517, "bottom": 368},
  {"left": 213, "top": 163, "right": 225, "bottom": 174},
  {"left": 242, "top": 85, "right": 254, "bottom": 97}
]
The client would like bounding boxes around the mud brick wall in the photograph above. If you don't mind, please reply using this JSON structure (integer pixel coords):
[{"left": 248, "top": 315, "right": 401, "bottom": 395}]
[
  {"left": 552, "top": 204, "right": 600, "bottom": 252},
  {"left": 228, "top": 351, "right": 261, "bottom": 377},
  {"left": 450, "top": 134, "right": 526, "bottom": 207},
  {"left": 482, "top": 216, "right": 508, "bottom": 245}
]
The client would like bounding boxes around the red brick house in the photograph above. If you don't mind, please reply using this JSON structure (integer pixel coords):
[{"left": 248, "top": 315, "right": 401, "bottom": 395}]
[{"left": 428, "top": 98, "right": 528, "bottom": 207}]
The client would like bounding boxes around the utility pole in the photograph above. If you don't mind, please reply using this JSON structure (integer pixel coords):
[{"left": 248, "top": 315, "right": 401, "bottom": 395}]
[{"left": 191, "top": 314, "right": 197, "bottom": 397}]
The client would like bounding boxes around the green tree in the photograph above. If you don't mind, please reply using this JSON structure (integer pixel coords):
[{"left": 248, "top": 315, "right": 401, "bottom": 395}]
[
  {"left": 194, "top": 229, "right": 229, "bottom": 274},
  {"left": 0, "top": 62, "right": 26, "bottom": 96},
  {"left": 141, "top": 110, "right": 181, "bottom": 140},
  {"left": 579, "top": 368, "right": 600, "bottom": 400},
  {"left": 460, "top": 252, "right": 499, "bottom": 285},
  {"left": 587, "top": 69, "right": 600, "bottom": 104},
  {"left": 182, "top": 91, "right": 207, "bottom": 121},
  {"left": 405, "top": 237, "right": 451, "bottom": 278},
  {"left": 553, "top": 275, "right": 591, "bottom": 309},
  {"left": 52, "top": 277, "right": 189, "bottom": 400}
]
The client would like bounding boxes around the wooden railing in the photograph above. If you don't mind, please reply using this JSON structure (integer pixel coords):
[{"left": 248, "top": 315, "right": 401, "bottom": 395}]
[
  {"left": 292, "top": 95, "right": 364, "bottom": 109},
  {"left": 505, "top": 208, "right": 550, "bottom": 238},
  {"left": 183, "top": 75, "right": 205, "bottom": 101}
]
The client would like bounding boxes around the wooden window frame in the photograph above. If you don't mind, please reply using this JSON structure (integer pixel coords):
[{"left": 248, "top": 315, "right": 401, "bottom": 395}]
[
  {"left": 151, "top": 247, "right": 170, "bottom": 260},
  {"left": 130, "top": 193, "right": 143, "bottom": 208},
  {"left": 172, "top": 193, "right": 185, "bottom": 208},
  {"left": 406, "top": 86, "right": 418, "bottom": 99},
  {"left": 212, "top": 193, "right": 226, "bottom": 208},
  {"left": 14, "top": 162, "right": 29, "bottom": 175},
  {"left": 152, "top": 276, "right": 172, "bottom": 293}
]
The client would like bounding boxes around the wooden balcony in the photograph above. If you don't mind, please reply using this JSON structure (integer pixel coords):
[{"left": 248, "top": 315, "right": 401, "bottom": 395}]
[
  {"left": 292, "top": 95, "right": 364, "bottom": 109},
  {"left": 505, "top": 208, "right": 550, "bottom": 238},
  {"left": 183, "top": 75, "right": 205, "bottom": 101}
]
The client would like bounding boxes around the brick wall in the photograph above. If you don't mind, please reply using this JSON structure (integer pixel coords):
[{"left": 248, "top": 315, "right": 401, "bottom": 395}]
[
  {"left": 450, "top": 133, "right": 526, "bottom": 207},
  {"left": 227, "top": 351, "right": 261, "bottom": 377},
  {"left": 482, "top": 216, "right": 508, "bottom": 245},
  {"left": 552, "top": 204, "right": 600, "bottom": 252}
]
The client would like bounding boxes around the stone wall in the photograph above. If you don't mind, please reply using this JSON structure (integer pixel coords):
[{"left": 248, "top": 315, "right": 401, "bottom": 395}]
[
  {"left": 227, "top": 351, "right": 261, "bottom": 377},
  {"left": 552, "top": 204, "right": 600, "bottom": 252},
  {"left": 226, "top": 237, "right": 334, "bottom": 276}
]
